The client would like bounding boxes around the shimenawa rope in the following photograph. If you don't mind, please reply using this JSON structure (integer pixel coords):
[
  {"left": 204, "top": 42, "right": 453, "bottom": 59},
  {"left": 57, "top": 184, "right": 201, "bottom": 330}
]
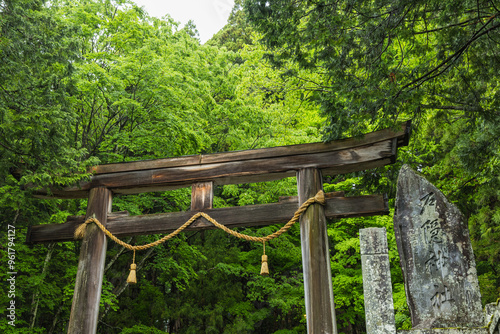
[{"left": 74, "top": 190, "right": 326, "bottom": 283}]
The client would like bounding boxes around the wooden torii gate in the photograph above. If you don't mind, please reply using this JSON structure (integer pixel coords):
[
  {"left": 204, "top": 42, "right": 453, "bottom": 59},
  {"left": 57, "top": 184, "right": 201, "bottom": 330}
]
[{"left": 27, "top": 122, "right": 410, "bottom": 334}]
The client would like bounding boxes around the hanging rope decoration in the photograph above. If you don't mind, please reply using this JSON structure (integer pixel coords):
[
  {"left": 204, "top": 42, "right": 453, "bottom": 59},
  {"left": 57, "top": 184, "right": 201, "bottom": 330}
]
[{"left": 74, "top": 190, "right": 326, "bottom": 284}]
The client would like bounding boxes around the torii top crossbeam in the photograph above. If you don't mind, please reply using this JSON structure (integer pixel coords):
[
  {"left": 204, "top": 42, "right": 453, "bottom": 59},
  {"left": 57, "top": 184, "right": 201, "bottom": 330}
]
[{"left": 37, "top": 121, "right": 410, "bottom": 199}]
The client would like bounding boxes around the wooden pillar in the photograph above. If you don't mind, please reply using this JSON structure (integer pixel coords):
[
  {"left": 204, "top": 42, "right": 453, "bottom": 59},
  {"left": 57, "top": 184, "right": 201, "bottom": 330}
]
[
  {"left": 68, "top": 187, "right": 112, "bottom": 334},
  {"left": 297, "top": 168, "right": 337, "bottom": 334},
  {"left": 190, "top": 182, "right": 213, "bottom": 230},
  {"left": 191, "top": 181, "right": 213, "bottom": 211}
]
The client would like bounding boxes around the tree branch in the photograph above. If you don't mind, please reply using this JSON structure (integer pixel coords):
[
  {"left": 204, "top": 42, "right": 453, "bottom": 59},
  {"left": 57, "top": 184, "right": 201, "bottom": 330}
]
[
  {"left": 99, "top": 247, "right": 156, "bottom": 322},
  {"left": 104, "top": 238, "right": 133, "bottom": 273},
  {"left": 414, "top": 16, "right": 493, "bottom": 35},
  {"left": 396, "top": 20, "right": 500, "bottom": 98},
  {"left": 420, "top": 104, "right": 477, "bottom": 111},
  {"left": 30, "top": 243, "right": 55, "bottom": 330}
]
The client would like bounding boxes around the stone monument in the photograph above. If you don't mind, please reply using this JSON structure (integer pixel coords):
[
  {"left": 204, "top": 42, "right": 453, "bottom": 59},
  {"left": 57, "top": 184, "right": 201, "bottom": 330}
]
[
  {"left": 360, "top": 227, "right": 396, "bottom": 334},
  {"left": 393, "top": 165, "right": 483, "bottom": 329}
]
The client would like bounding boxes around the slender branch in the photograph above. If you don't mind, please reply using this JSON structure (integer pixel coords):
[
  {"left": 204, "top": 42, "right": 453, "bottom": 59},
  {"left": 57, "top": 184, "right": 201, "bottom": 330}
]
[
  {"left": 414, "top": 16, "right": 492, "bottom": 35},
  {"left": 492, "top": 0, "right": 500, "bottom": 13},
  {"left": 104, "top": 238, "right": 133, "bottom": 273},
  {"left": 30, "top": 243, "right": 55, "bottom": 330},
  {"left": 12, "top": 209, "right": 19, "bottom": 225},
  {"left": 99, "top": 247, "right": 155, "bottom": 322},
  {"left": 97, "top": 320, "right": 122, "bottom": 332},
  {"left": 47, "top": 301, "right": 65, "bottom": 334},
  {"left": 420, "top": 104, "right": 477, "bottom": 111},
  {"left": 396, "top": 21, "right": 500, "bottom": 98},
  {"left": 449, "top": 175, "right": 480, "bottom": 197},
  {"left": 0, "top": 139, "right": 31, "bottom": 157}
]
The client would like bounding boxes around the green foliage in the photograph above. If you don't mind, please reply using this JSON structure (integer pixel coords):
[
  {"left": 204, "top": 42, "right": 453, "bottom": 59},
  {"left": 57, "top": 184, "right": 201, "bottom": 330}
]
[
  {"left": 120, "top": 324, "right": 167, "bottom": 334},
  {"left": 0, "top": 0, "right": 324, "bottom": 332},
  {"left": 410, "top": 111, "right": 500, "bottom": 305},
  {"left": 245, "top": 0, "right": 500, "bottom": 314},
  {"left": 3, "top": 0, "right": 500, "bottom": 333},
  {"left": 244, "top": 0, "right": 500, "bottom": 142},
  {"left": 0, "top": 0, "right": 93, "bottom": 188},
  {"left": 207, "top": 0, "right": 254, "bottom": 52}
]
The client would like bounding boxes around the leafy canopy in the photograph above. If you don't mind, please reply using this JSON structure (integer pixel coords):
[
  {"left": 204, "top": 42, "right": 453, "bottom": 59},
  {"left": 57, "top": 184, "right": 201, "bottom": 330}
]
[{"left": 244, "top": 0, "right": 500, "bottom": 139}]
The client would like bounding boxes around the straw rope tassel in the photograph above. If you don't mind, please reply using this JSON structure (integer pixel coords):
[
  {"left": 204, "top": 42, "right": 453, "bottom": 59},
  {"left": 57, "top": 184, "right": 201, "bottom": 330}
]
[
  {"left": 127, "top": 250, "right": 137, "bottom": 284},
  {"left": 260, "top": 241, "right": 269, "bottom": 276}
]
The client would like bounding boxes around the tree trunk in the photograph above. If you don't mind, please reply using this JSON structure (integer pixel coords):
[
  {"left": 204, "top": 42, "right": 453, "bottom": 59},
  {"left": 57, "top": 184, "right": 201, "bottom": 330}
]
[{"left": 30, "top": 243, "right": 55, "bottom": 329}]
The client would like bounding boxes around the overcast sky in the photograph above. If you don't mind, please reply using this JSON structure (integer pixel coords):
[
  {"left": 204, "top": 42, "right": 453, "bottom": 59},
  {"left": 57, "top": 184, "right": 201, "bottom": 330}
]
[{"left": 132, "top": 0, "right": 235, "bottom": 43}]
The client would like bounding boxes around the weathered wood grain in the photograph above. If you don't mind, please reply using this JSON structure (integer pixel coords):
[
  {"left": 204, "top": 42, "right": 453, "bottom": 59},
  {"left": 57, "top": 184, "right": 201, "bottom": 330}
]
[
  {"left": 90, "top": 123, "right": 410, "bottom": 175},
  {"left": 26, "top": 211, "right": 129, "bottom": 245},
  {"left": 26, "top": 193, "right": 388, "bottom": 244},
  {"left": 37, "top": 139, "right": 396, "bottom": 199},
  {"left": 67, "top": 187, "right": 112, "bottom": 334},
  {"left": 297, "top": 168, "right": 337, "bottom": 333},
  {"left": 191, "top": 182, "right": 213, "bottom": 211},
  {"left": 190, "top": 181, "right": 213, "bottom": 228},
  {"left": 35, "top": 122, "right": 410, "bottom": 199}
]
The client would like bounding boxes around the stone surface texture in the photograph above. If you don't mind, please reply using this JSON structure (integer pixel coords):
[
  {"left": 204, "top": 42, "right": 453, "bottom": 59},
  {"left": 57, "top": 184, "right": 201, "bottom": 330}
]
[
  {"left": 360, "top": 228, "right": 396, "bottom": 334},
  {"left": 398, "top": 329, "right": 488, "bottom": 334},
  {"left": 485, "top": 302, "right": 500, "bottom": 334},
  {"left": 394, "top": 165, "right": 483, "bottom": 329}
]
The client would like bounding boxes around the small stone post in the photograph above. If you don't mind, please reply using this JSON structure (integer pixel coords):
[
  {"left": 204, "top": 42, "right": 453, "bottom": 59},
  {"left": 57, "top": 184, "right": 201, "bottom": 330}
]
[{"left": 360, "top": 227, "right": 396, "bottom": 334}]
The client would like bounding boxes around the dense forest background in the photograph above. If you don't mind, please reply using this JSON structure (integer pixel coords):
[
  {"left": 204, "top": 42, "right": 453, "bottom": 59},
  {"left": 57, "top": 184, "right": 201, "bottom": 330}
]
[{"left": 0, "top": 0, "right": 499, "bottom": 332}]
